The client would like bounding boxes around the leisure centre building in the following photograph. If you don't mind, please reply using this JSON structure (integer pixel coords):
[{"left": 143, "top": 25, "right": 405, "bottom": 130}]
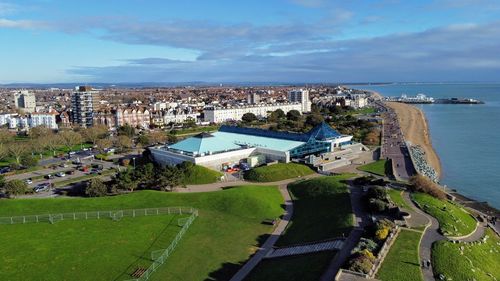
[{"left": 150, "top": 122, "right": 353, "bottom": 170}]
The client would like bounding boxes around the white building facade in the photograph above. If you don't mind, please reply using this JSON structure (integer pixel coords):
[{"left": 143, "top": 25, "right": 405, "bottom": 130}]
[
  {"left": 203, "top": 102, "right": 303, "bottom": 123},
  {"left": 13, "top": 90, "right": 37, "bottom": 113},
  {"left": 29, "top": 112, "right": 58, "bottom": 129},
  {"left": 288, "top": 89, "right": 311, "bottom": 112}
]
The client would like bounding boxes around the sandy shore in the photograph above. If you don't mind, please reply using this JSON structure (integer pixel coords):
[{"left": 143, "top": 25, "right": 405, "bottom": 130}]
[{"left": 385, "top": 102, "right": 442, "bottom": 177}]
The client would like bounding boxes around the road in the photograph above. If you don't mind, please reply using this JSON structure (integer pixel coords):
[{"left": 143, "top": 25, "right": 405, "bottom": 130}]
[{"left": 379, "top": 102, "right": 416, "bottom": 181}]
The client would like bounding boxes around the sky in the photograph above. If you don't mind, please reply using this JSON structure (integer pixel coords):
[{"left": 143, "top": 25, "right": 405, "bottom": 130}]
[{"left": 1, "top": 0, "right": 500, "bottom": 83}]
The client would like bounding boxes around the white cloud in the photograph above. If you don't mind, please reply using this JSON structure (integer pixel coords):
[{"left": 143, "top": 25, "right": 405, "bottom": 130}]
[{"left": 0, "top": 18, "right": 38, "bottom": 28}]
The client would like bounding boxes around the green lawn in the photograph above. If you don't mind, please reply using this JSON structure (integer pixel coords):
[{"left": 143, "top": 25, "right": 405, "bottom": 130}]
[
  {"left": 376, "top": 229, "right": 423, "bottom": 281},
  {"left": 357, "top": 159, "right": 391, "bottom": 177},
  {"left": 412, "top": 193, "right": 476, "bottom": 237},
  {"left": 183, "top": 165, "right": 223, "bottom": 185},
  {"left": 432, "top": 228, "right": 500, "bottom": 281},
  {"left": 277, "top": 174, "right": 355, "bottom": 246},
  {"left": 245, "top": 251, "right": 337, "bottom": 281},
  {"left": 0, "top": 215, "right": 185, "bottom": 281},
  {"left": 244, "top": 163, "right": 315, "bottom": 182},
  {"left": 387, "top": 189, "right": 411, "bottom": 209},
  {"left": 0, "top": 186, "right": 284, "bottom": 281}
]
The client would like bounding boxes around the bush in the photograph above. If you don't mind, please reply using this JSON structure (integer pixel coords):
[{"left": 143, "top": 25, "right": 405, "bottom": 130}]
[
  {"left": 4, "top": 179, "right": 30, "bottom": 197},
  {"left": 121, "top": 159, "right": 130, "bottom": 167},
  {"left": 353, "top": 238, "right": 379, "bottom": 253},
  {"left": 85, "top": 178, "right": 108, "bottom": 197},
  {"left": 375, "top": 228, "right": 389, "bottom": 241},
  {"left": 369, "top": 198, "right": 389, "bottom": 212},
  {"left": 409, "top": 175, "right": 446, "bottom": 199},
  {"left": 367, "top": 186, "right": 387, "bottom": 200},
  {"left": 348, "top": 255, "right": 374, "bottom": 274},
  {"left": 374, "top": 219, "right": 394, "bottom": 241}
]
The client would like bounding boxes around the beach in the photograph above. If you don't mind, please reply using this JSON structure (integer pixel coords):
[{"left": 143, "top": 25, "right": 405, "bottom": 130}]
[{"left": 385, "top": 102, "right": 442, "bottom": 177}]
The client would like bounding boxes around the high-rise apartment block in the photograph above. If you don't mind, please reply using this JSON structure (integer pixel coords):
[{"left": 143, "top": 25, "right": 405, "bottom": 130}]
[
  {"left": 288, "top": 89, "right": 311, "bottom": 112},
  {"left": 71, "top": 86, "right": 98, "bottom": 128}
]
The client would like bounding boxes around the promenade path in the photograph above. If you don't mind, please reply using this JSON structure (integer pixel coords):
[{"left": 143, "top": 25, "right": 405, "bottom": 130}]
[
  {"left": 265, "top": 239, "right": 344, "bottom": 259},
  {"left": 401, "top": 192, "right": 488, "bottom": 281}
]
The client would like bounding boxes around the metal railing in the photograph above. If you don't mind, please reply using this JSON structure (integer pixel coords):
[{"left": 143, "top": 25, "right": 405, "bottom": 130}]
[{"left": 0, "top": 206, "right": 197, "bottom": 225}]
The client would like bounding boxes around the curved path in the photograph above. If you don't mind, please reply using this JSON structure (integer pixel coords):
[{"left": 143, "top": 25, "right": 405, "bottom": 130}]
[{"left": 402, "top": 192, "right": 488, "bottom": 281}]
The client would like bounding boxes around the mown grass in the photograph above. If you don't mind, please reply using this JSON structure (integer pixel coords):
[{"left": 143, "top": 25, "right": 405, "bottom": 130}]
[
  {"left": 387, "top": 189, "right": 411, "bottom": 209},
  {"left": 183, "top": 165, "right": 222, "bottom": 185},
  {"left": 376, "top": 229, "right": 423, "bottom": 281},
  {"left": 277, "top": 174, "right": 355, "bottom": 246},
  {"left": 432, "top": 228, "right": 500, "bottom": 281},
  {"left": 0, "top": 187, "right": 284, "bottom": 281},
  {"left": 357, "top": 159, "right": 390, "bottom": 177},
  {"left": 245, "top": 251, "right": 337, "bottom": 281},
  {"left": 412, "top": 193, "right": 476, "bottom": 237},
  {"left": 244, "top": 163, "right": 315, "bottom": 182},
  {"left": 0, "top": 215, "right": 184, "bottom": 281}
]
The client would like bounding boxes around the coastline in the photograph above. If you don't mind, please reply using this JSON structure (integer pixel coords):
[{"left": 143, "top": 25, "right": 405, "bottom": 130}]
[{"left": 384, "top": 102, "right": 442, "bottom": 177}]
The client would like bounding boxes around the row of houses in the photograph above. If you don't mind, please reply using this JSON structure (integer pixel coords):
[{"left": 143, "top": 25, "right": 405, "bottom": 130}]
[{"left": 0, "top": 111, "right": 59, "bottom": 130}]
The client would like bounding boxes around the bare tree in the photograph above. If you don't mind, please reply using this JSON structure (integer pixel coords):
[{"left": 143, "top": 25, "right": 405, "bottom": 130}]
[
  {"left": 0, "top": 128, "right": 13, "bottom": 144},
  {"left": 8, "top": 142, "right": 31, "bottom": 164},
  {"left": 59, "top": 130, "right": 83, "bottom": 151},
  {"left": 96, "top": 137, "right": 113, "bottom": 152},
  {"left": 82, "top": 125, "right": 108, "bottom": 145}
]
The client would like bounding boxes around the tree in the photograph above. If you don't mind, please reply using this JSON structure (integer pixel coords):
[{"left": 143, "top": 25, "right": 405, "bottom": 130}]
[
  {"left": 8, "top": 142, "right": 31, "bottom": 164},
  {"left": 0, "top": 143, "right": 8, "bottom": 162},
  {"left": 146, "top": 131, "right": 167, "bottom": 145},
  {"left": 286, "top": 110, "right": 302, "bottom": 121},
  {"left": 155, "top": 166, "right": 184, "bottom": 191},
  {"left": 59, "top": 130, "right": 83, "bottom": 151},
  {"left": 305, "top": 114, "right": 324, "bottom": 127},
  {"left": 96, "top": 137, "right": 113, "bottom": 152},
  {"left": 268, "top": 109, "right": 285, "bottom": 123},
  {"left": 85, "top": 178, "right": 108, "bottom": 197},
  {"left": 115, "top": 135, "right": 133, "bottom": 152},
  {"left": 0, "top": 128, "right": 13, "bottom": 144},
  {"left": 82, "top": 125, "right": 108, "bottom": 145},
  {"left": 113, "top": 169, "right": 139, "bottom": 192},
  {"left": 4, "top": 179, "right": 30, "bottom": 198},
  {"left": 117, "top": 124, "right": 135, "bottom": 138},
  {"left": 242, "top": 112, "right": 257, "bottom": 123},
  {"left": 137, "top": 134, "right": 150, "bottom": 147},
  {"left": 20, "top": 154, "right": 38, "bottom": 168},
  {"left": 41, "top": 134, "right": 61, "bottom": 156},
  {"left": 29, "top": 126, "right": 53, "bottom": 140},
  {"left": 0, "top": 174, "right": 6, "bottom": 189},
  {"left": 409, "top": 175, "right": 446, "bottom": 199}
]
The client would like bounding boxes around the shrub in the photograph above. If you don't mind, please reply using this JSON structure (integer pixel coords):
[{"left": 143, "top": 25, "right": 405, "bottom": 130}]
[
  {"left": 375, "top": 228, "right": 389, "bottom": 241},
  {"left": 353, "top": 238, "right": 378, "bottom": 253},
  {"left": 369, "top": 198, "right": 389, "bottom": 212},
  {"left": 409, "top": 175, "right": 446, "bottom": 199},
  {"left": 374, "top": 219, "right": 394, "bottom": 241},
  {"left": 368, "top": 186, "right": 387, "bottom": 200},
  {"left": 348, "top": 255, "right": 374, "bottom": 274},
  {"left": 85, "top": 178, "right": 108, "bottom": 197},
  {"left": 360, "top": 249, "right": 376, "bottom": 262},
  {"left": 121, "top": 159, "right": 130, "bottom": 167}
]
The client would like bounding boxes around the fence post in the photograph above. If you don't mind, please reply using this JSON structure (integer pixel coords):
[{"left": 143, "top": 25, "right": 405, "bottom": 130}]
[
  {"left": 157, "top": 209, "right": 159, "bottom": 215},
  {"left": 74, "top": 213, "right": 76, "bottom": 220},
  {"left": 97, "top": 212, "right": 100, "bottom": 219},
  {"left": 11, "top": 217, "right": 13, "bottom": 224},
  {"left": 85, "top": 212, "right": 88, "bottom": 219},
  {"left": 133, "top": 210, "right": 135, "bottom": 217},
  {"left": 36, "top": 215, "right": 39, "bottom": 223},
  {"left": 23, "top": 216, "right": 25, "bottom": 224},
  {"left": 180, "top": 207, "right": 182, "bottom": 215}
]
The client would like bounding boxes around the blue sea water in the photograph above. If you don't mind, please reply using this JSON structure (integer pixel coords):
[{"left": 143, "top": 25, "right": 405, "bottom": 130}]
[{"left": 360, "top": 83, "right": 500, "bottom": 209}]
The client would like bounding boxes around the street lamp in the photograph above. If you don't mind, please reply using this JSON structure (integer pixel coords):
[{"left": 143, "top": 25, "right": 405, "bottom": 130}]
[{"left": 132, "top": 157, "right": 136, "bottom": 169}]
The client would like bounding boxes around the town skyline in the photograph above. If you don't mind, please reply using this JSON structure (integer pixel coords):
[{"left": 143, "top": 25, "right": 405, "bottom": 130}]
[{"left": 2, "top": 0, "right": 500, "bottom": 83}]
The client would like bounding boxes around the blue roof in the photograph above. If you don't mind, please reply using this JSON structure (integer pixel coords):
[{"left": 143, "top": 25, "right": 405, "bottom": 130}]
[
  {"left": 212, "top": 131, "right": 305, "bottom": 152},
  {"left": 305, "top": 122, "right": 341, "bottom": 140}
]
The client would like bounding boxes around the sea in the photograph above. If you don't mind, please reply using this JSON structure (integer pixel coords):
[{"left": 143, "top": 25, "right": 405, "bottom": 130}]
[{"left": 359, "top": 83, "right": 500, "bottom": 209}]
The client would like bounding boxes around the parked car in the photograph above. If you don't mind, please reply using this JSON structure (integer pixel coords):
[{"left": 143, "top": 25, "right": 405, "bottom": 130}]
[
  {"left": 45, "top": 174, "right": 53, "bottom": 179},
  {"left": 55, "top": 172, "right": 66, "bottom": 177},
  {"left": 33, "top": 183, "right": 50, "bottom": 193},
  {"left": 25, "top": 178, "right": 33, "bottom": 185},
  {"left": 59, "top": 163, "right": 69, "bottom": 168},
  {"left": 0, "top": 167, "right": 11, "bottom": 174}
]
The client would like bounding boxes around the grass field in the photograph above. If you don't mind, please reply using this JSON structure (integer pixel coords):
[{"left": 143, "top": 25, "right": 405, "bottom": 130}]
[
  {"left": 387, "top": 189, "right": 411, "bottom": 209},
  {"left": 183, "top": 165, "right": 222, "bottom": 185},
  {"left": 412, "top": 193, "right": 476, "bottom": 237},
  {"left": 0, "top": 187, "right": 284, "bottom": 281},
  {"left": 357, "top": 159, "right": 390, "bottom": 177},
  {"left": 432, "top": 228, "right": 500, "bottom": 281},
  {"left": 245, "top": 251, "right": 337, "bottom": 281},
  {"left": 277, "top": 174, "right": 355, "bottom": 246},
  {"left": 376, "top": 229, "right": 423, "bottom": 281},
  {"left": 244, "top": 163, "right": 315, "bottom": 182},
  {"left": 0, "top": 215, "right": 186, "bottom": 280}
]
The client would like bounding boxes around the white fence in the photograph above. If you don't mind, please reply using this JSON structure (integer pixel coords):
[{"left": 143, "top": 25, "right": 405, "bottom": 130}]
[
  {"left": 126, "top": 209, "right": 198, "bottom": 281},
  {"left": 0, "top": 207, "right": 197, "bottom": 225}
]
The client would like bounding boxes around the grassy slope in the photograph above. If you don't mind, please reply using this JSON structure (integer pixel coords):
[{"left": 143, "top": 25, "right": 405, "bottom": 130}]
[
  {"left": 245, "top": 251, "right": 337, "bottom": 281},
  {"left": 376, "top": 229, "right": 423, "bottom": 281},
  {"left": 412, "top": 193, "right": 476, "bottom": 237},
  {"left": 432, "top": 228, "right": 500, "bottom": 281},
  {"left": 183, "top": 165, "right": 223, "bottom": 185},
  {"left": 387, "top": 189, "right": 411, "bottom": 209},
  {"left": 0, "top": 187, "right": 284, "bottom": 281},
  {"left": 0, "top": 215, "right": 183, "bottom": 280},
  {"left": 357, "top": 159, "right": 389, "bottom": 177},
  {"left": 244, "top": 163, "right": 315, "bottom": 182},
  {"left": 277, "top": 174, "right": 355, "bottom": 246}
]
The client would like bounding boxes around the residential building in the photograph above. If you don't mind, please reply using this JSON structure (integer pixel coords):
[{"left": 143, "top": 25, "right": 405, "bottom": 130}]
[
  {"left": 71, "top": 86, "right": 98, "bottom": 128},
  {"left": 204, "top": 102, "right": 303, "bottom": 123},
  {"left": 13, "top": 90, "right": 36, "bottom": 113},
  {"left": 29, "top": 111, "right": 58, "bottom": 129},
  {"left": 115, "top": 107, "right": 151, "bottom": 128},
  {"left": 288, "top": 89, "right": 311, "bottom": 112},
  {"left": 247, "top": 93, "right": 261, "bottom": 104}
]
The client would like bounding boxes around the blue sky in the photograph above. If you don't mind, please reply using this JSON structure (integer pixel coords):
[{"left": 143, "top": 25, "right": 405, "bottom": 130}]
[{"left": 1, "top": 0, "right": 500, "bottom": 83}]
